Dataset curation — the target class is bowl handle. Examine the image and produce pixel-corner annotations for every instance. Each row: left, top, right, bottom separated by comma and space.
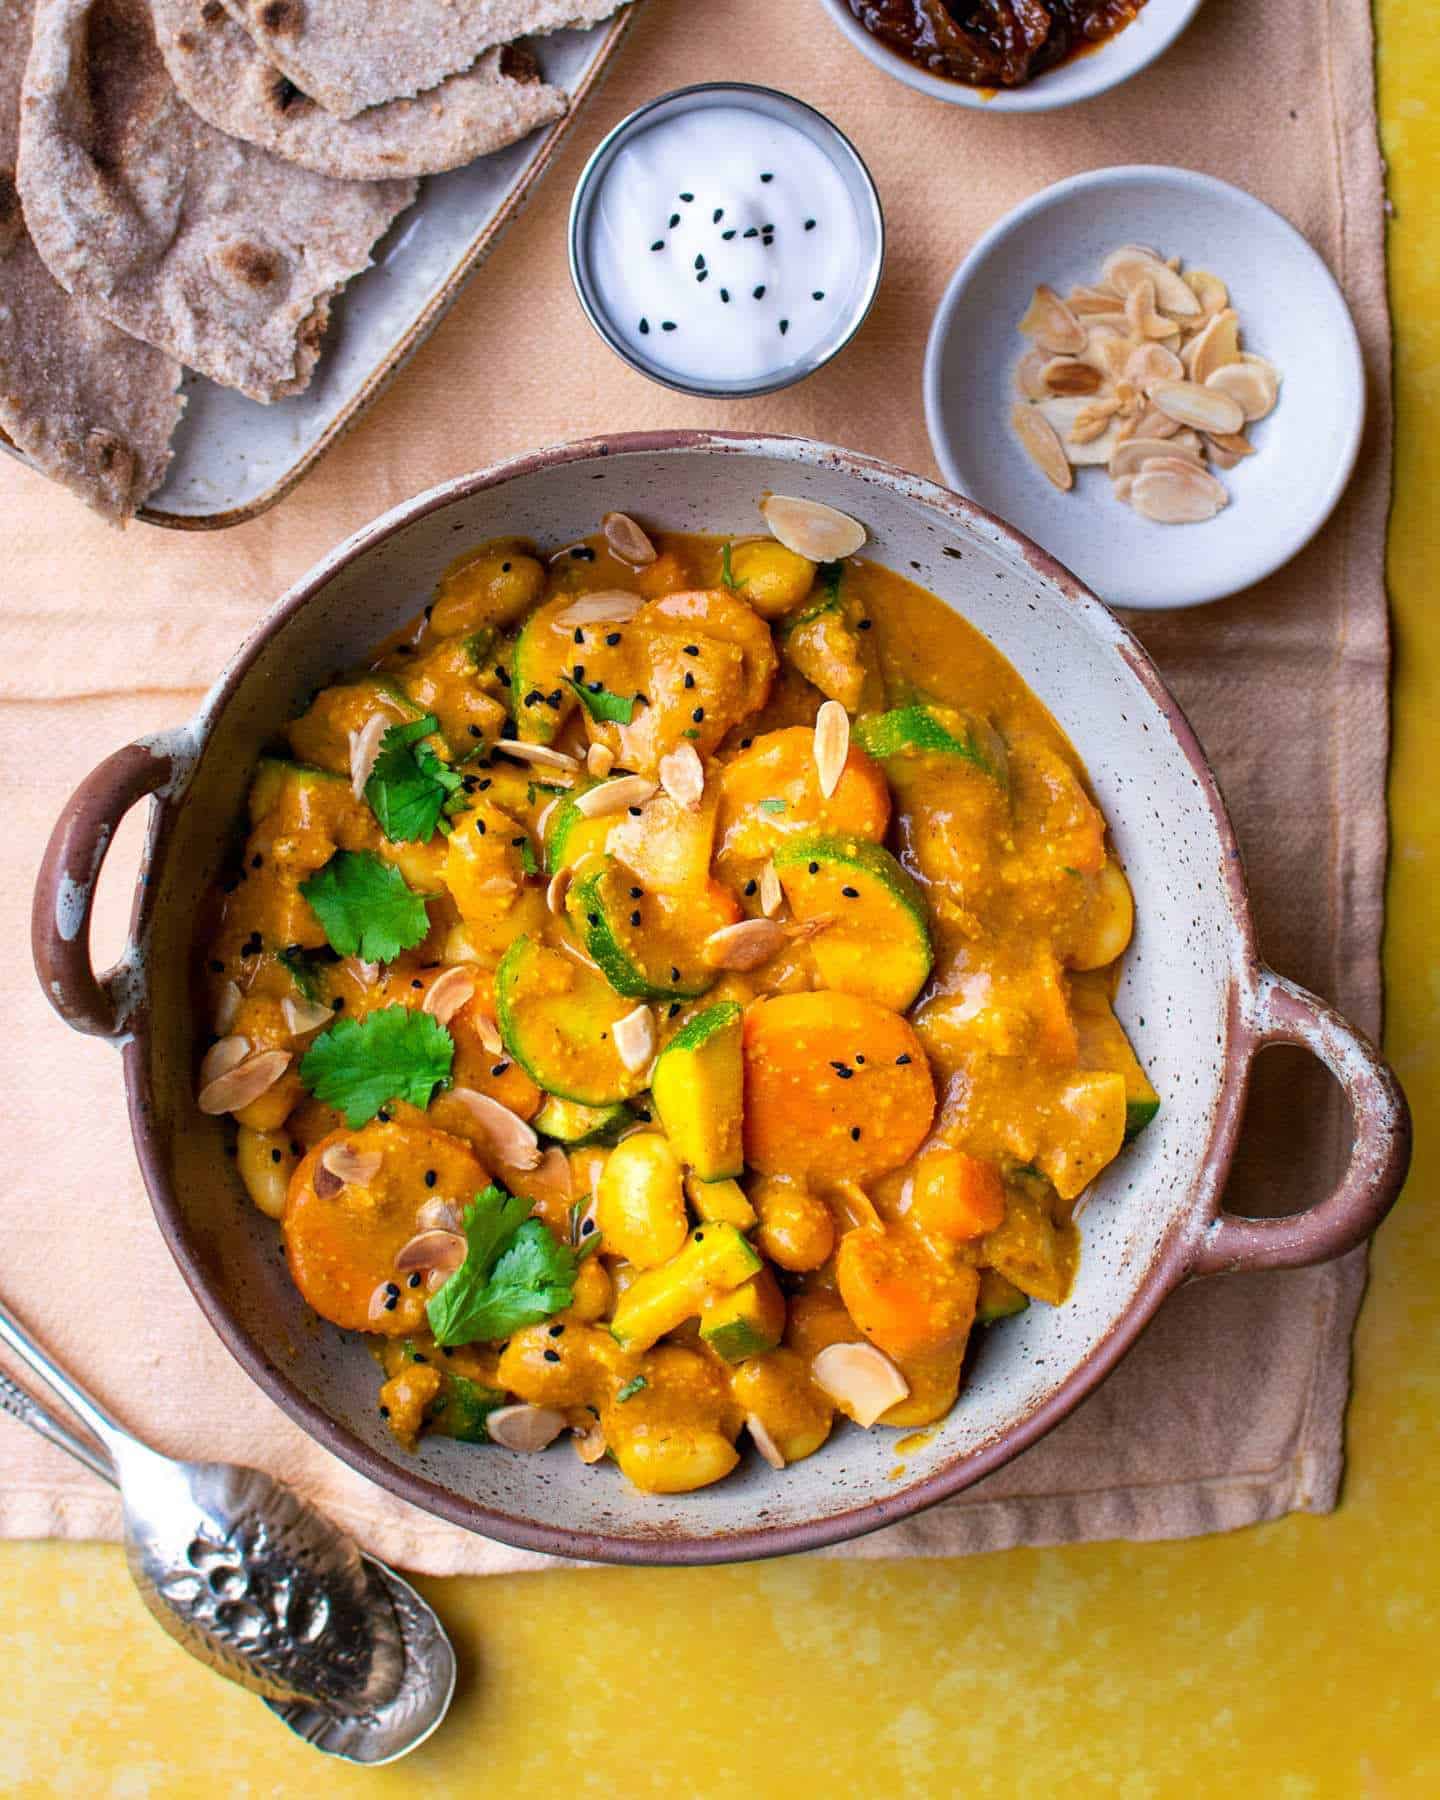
31, 736, 183, 1043
1193, 967, 1412, 1277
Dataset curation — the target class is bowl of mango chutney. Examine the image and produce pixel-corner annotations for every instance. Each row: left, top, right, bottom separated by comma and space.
33, 433, 1410, 1563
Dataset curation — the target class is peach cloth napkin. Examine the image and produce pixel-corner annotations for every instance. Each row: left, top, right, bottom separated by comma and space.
0, 0, 1392, 1573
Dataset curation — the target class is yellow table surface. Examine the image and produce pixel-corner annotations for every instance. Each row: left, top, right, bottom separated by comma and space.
3, 5, 1436, 1794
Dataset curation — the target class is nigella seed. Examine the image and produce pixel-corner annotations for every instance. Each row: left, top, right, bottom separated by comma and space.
628, 805, 642, 817
896, 1053, 912, 1065
605, 631, 622, 645
491, 1062, 510, 1077
697, 271, 708, 283
588, 679, 602, 693
573, 627, 585, 644
760, 171, 773, 182
684, 671, 695, 689
805, 218, 816, 230
720, 289, 730, 303
408, 1272, 422, 1288
683, 643, 699, 655
842, 886, 860, 898
549, 1323, 565, 1337
662, 321, 677, 332
713, 208, 724, 222
680, 191, 694, 202
543, 1349, 561, 1364
691, 706, 704, 722
639, 317, 650, 335
669, 212, 680, 227
743, 227, 758, 239
808, 861, 820, 874
850, 1126, 862, 1141
744, 879, 757, 896
813, 291, 825, 301
858, 618, 873, 631
629, 885, 643, 898
694, 254, 705, 269
779, 320, 789, 335
722, 229, 736, 240
573, 664, 585, 679
425, 1169, 437, 1187
753, 285, 765, 299
629, 910, 642, 927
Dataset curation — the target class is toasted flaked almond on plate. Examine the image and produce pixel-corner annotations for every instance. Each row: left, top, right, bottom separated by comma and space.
759, 494, 867, 562
1149, 380, 1246, 437
1129, 462, 1231, 524
1017, 283, 1086, 355
1012, 403, 1072, 490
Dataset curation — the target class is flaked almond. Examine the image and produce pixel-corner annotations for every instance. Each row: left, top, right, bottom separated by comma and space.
832, 1180, 883, 1232
367, 1280, 405, 1324
490, 740, 580, 775
348, 957, 380, 988
1066, 282, 1122, 314
553, 590, 642, 628
573, 775, 657, 818
417, 1196, 462, 1233
422, 966, 476, 1027
348, 712, 388, 800
571, 1420, 608, 1465
1207, 358, 1279, 422
425, 1267, 450, 1294
602, 511, 658, 567
1012, 403, 1072, 490
614, 1005, 656, 1073
746, 1414, 786, 1470
1017, 282, 1086, 355
1123, 405, 1181, 442
320, 1141, 383, 1188
1112, 474, 1136, 505
1149, 380, 1245, 437
198, 1048, 290, 1116
1102, 248, 1201, 319
813, 699, 849, 799
545, 866, 572, 917
811, 1342, 909, 1428
214, 979, 242, 1035
1129, 463, 1231, 525
486, 1404, 568, 1453
1124, 342, 1184, 392
758, 860, 782, 919
394, 1228, 467, 1275
199, 1034, 250, 1088
659, 743, 704, 812
283, 995, 334, 1036
470, 875, 519, 897
1184, 268, 1229, 316
1125, 276, 1179, 342
1109, 435, 1202, 479
1013, 347, 1051, 400
531, 1146, 574, 1201
1188, 308, 1241, 384
1036, 398, 1121, 466
586, 742, 616, 778
1040, 356, 1101, 397
786, 914, 835, 945
1068, 398, 1121, 445
1205, 430, 1256, 470
474, 1012, 503, 1056
759, 494, 867, 562
703, 917, 789, 971
447, 1087, 541, 1169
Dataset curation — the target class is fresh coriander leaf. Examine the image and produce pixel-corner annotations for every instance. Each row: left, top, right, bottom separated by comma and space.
615, 1376, 647, 1403
569, 679, 635, 726
818, 559, 844, 603
427, 1186, 579, 1347
364, 715, 464, 842
300, 850, 431, 964
575, 1228, 602, 1263
299, 1006, 453, 1129
683, 729, 701, 740
518, 838, 539, 877
760, 797, 787, 815
719, 541, 746, 592
278, 944, 323, 1003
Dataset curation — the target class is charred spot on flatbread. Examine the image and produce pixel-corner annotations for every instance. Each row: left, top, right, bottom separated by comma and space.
0, 169, 22, 258
497, 45, 541, 85
256, 0, 303, 37
84, 0, 171, 175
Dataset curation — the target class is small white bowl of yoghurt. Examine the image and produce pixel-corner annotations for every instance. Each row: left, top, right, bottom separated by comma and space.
568, 84, 885, 397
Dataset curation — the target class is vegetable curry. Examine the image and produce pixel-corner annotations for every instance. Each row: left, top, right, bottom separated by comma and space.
197, 502, 1158, 1494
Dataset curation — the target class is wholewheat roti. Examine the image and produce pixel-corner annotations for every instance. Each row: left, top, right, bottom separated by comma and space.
152, 0, 568, 181
18, 0, 417, 404
218, 0, 625, 120
0, 0, 182, 521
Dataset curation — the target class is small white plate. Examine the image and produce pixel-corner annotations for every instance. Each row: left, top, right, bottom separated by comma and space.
923, 165, 1365, 610
817, 0, 1203, 112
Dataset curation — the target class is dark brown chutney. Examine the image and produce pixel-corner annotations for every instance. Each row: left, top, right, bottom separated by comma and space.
846, 0, 1147, 89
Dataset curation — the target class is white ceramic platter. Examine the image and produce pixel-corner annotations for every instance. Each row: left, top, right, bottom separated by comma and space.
923, 165, 1366, 610
0, 12, 633, 530
817, 0, 1203, 112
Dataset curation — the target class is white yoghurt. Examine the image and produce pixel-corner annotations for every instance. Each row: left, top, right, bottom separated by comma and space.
587, 105, 865, 387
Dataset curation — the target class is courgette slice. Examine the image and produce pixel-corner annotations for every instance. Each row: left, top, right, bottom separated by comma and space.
248, 756, 349, 825
532, 1094, 633, 1145
854, 703, 1008, 789
494, 936, 651, 1106
565, 859, 718, 1002
542, 785, 614, 875
975, 1269, 1030, 1325
774, 833, 933, 1012
700, 1267, 786, 1362
609, 1225, 762, 1353
651, 1001, 743, 1180
510, 597, 581, 744
1069, 975, 1161, 1143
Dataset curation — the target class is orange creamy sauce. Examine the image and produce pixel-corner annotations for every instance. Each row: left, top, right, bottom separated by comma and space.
197, 528, 1157, 1493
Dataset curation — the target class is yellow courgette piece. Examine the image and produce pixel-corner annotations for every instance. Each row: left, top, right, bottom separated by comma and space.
610, 1226, 761, 1353
651, 1002, 744, 1180
700, 1268, 786, 1363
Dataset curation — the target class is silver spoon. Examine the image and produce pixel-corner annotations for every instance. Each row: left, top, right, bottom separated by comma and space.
0, 1297, 456, 1763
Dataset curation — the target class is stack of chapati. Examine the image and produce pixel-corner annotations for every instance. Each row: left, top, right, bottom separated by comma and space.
0, 0, 625, 522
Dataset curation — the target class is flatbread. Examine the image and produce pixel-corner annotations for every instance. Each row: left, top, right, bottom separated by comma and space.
0, 0, 182, 521
18, 0, 417, 403
152, 0, 568, 181
217, 0, 626, 121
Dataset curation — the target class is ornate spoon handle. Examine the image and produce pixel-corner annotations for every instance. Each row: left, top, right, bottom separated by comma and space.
0, 1294, 134, 1465
0, 1366, 117, 1487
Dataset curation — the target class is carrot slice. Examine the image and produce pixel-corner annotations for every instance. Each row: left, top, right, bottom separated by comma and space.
909, 1149, 1006, 1242
835, 1228, 980, 1360
283, 1120, 486, 1334
742, 992, 934, 1183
